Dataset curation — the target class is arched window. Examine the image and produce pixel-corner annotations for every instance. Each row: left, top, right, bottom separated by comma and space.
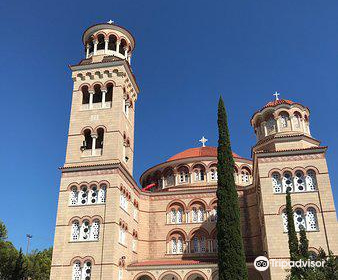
280, 112, 290, 128
171, 238, 177, 254
306, 208, 318, 231
90, 219, 100, 240
177, 237, 183, 253
108, 35, 117, 51
88, 38, 94, 54
71, 220, 100, 241
210, 167, 218, 181
97, 34, 105, 50
164, 169, 175, 187
294, 171, 306, 192
96, 128, 104, 149
69, 186, 78, 205
197, 208, 204, 222
178, 166, 189, 184
80, 220, 91, 241
71, 220, 80, 241
293, 112, 302, 129
79, 185, 89, 205
282, 172, 293, 193
241, 168, 251, 183
98, 184, 106, 203
193, 165, 205, 181
177, 208, 183, 223
82, 86, 90, 105
71, 184, 106, 206
171, 209, 176, 223
83, 130, 92, 150
72, 261, 82, 280
191, 230, 208, 253
192, 207, 198, 222
89, 185, 98, 204
82, 261, 92, 280
266, 117, 276, 134
119, 39, 127, 55
306, 170, 317, 191
272, 172, 282, 193
293, 209, 306, 232
119, 226, 126, 244
120, 192, 128, 211
210, 206, 217, 222
106, 84, 113, 102
93, 85, 102, 103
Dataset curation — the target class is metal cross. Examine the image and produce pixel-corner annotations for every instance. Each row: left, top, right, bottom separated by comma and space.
199, 136, 208, 147
107, 20, 114, 24
273, 91, 280, 101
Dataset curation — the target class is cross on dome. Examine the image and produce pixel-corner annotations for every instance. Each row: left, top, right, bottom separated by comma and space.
107, 19, 114, 24
199, 136, 208, 147
273, 91, 280, 101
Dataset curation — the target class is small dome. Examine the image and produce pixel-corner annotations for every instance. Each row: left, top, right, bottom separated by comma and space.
167, 147, 241, 162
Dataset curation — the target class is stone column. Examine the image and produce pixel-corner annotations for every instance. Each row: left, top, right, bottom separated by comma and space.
89, 90, 94, 109
124, 46, 128, 58
86, 44, 90, 58
101, 89, 107, 108
93, 40, 98, 55
116, 40, 120, 53
91, 134, 97, 156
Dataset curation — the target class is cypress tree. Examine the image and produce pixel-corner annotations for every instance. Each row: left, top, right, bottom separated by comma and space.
299, 226, 309, 259
216, 97, 248, 280
285, 191, 299, 278
11, 248, 26, 280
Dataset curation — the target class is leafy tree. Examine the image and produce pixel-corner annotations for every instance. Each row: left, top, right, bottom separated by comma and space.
11, 248, 26, 280
0, 220, 8, 241
26, 247, 53, 280
216, 97, 248, 280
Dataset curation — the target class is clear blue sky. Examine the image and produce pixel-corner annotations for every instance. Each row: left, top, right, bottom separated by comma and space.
1, 0, 338, 251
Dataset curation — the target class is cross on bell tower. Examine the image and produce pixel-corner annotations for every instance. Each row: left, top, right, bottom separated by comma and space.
273, 91, 280, 101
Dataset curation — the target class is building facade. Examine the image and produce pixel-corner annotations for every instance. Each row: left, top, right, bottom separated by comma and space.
50, 22, 338, 280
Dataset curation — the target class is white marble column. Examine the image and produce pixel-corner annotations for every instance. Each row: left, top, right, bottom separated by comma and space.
104, 39, 109, 53
86, 44, 90, 58
91, 135, 97, 156
89, 90, 94, 109
93, 40, 98, 55
116, 40, 120, 53
101, 90, 107, 108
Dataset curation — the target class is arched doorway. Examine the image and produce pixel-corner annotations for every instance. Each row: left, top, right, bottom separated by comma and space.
135, 273, 156, 280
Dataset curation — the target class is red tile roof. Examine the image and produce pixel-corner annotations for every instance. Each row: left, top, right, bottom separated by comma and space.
263, 99, 295, 108
128, 259, 216, 267
167, 147, 241, 162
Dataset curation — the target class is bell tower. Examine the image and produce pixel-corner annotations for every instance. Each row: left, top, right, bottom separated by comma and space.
250, 95, 337, 279
65, 21, 139, 174
50, 22, 141, 280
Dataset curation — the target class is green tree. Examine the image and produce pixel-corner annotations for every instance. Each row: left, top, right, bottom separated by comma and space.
0, 220, 17, 280
216, 97, 248, 280
26, 247, 53, 280
0, 220, 8, 241
299, 226, 309, 259
285, 191, 300, 279
11, 248, 26, 280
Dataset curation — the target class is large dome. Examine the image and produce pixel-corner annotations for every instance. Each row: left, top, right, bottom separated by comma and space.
167, 147, 241, 162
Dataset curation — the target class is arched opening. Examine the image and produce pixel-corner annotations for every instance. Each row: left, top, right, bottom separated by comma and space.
177, 166, 189, 184
88, 38, 94, 54
96, 128, 104, 149
83, 129, 92, 150
108, 35, 117, 51
81, 85, 90, 105
279, 111, 290, 129
163, 168, 175, 187
186, 273, 205, 280
192, 164, 206, 182
93, 84, 102, 103
106, 83, 113, 102
136, 276, 153, 280
97, 34, 105, 50
160, 273, 180, 280
119, 39, 127, 55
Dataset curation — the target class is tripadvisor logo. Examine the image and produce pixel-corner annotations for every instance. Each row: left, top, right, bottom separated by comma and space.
254, 256, 269, 271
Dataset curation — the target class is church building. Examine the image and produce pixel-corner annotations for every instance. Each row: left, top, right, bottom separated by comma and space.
50, 22, 338, 280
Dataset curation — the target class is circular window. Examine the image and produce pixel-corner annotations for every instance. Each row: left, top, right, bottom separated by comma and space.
296, 172, 302, 177
285, 173, 290, 178
297, 217, 303, 222
86, 262, 91, 266
296, 210, 302, 215
287, 187, 292, 192
297, 179, 303, 184
92, 186, 97, 191
286, 180, 291, 185
81, 200, 86, 204
91, 199, 96, 203
298, 186, 304, 191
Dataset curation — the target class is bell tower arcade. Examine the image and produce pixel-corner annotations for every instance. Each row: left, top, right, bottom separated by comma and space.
50, 22, 140, 280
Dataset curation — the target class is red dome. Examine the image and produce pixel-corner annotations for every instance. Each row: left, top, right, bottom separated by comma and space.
167, 147, 241, 162
263, 99, 295, 108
